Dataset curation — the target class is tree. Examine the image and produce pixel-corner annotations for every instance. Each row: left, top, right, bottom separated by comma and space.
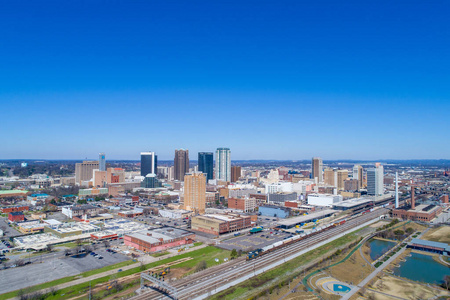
64, 249, 71, 256
46, 244, 53, 252
195, 260, 207, 272
443, 275, 450, 290
75, 239, 83, 246
405, 227, 414, 234
15, 258, 25, 266
230, 249, 237, 259
237, 249, 243, 257
103, 240, 110, 249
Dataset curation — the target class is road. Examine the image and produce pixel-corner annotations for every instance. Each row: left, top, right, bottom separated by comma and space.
131, 208, 388, 300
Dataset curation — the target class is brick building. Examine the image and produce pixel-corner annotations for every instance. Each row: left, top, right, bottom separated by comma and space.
191, 214, 252, 236
8, 212, 25, 222
227, 197, 257, 212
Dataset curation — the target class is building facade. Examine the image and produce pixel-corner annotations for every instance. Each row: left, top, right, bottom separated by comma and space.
141, 152, 157, 176
215, 148, 231, 182
174, 149, 189, 181
367, 163, 384, 196
227, 197, 257, 212
231, 166, 241, 182
352, 165, 363, 190
312, 157, 323, 183
183, 172, 206, 214
198, 152, 213, 181
99, 153, 106, 171
75, 161, 99, 184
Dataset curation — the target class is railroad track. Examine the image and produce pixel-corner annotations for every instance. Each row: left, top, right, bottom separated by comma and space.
132, 209, 387, 300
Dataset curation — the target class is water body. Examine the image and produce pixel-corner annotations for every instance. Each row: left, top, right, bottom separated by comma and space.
368, 238, 396, 261
394, 252, 450, 285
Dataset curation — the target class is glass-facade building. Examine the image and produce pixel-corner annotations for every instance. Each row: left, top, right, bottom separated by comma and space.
141, 152, 157, 176
198, 152, 213, 181
215, 148, 231, 182
99, 153, 106, 171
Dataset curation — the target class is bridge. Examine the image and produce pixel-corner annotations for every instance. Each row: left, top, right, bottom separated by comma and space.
140, 272, 178, 299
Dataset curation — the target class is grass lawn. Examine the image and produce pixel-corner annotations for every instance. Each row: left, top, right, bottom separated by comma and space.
0, 246, 229, 300
56, 241, 91, 249
150, 251, 169, 257
209, 231, 361, 300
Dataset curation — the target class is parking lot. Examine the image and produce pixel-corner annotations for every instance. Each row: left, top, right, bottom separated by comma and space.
0, 217, 22, 238
217, 230, 293, 252
0, 249, 131, 294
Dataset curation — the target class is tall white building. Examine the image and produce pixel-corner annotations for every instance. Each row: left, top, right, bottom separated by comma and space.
367, 163, 384, 196
352, 165, 363, 190
215, 148, 231, 182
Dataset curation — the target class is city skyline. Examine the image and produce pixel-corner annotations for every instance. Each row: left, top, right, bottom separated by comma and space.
1, 1, 449, 160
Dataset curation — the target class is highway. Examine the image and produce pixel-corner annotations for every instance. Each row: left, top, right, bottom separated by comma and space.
131, 208, 388, 300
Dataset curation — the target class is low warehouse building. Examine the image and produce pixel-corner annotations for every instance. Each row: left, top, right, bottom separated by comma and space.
124, 227, 195, 252
191, 214, 252, 235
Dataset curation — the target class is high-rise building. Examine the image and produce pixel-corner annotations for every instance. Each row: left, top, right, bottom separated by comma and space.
215, 148, 231, 182
352, 165, 363, 190
141, 152, 157, 176
231, 166, 241, 182
344, 178, 358, 192
75, 161, 99, 185
174, 149, 189, 181
198, 152, 213, 181
337, 169, 348, 190
99, 153, 106, 171
312, 157, 323, 183
323, 168, 335, 186
183, 172, 206, 214
367, 163, 384, 196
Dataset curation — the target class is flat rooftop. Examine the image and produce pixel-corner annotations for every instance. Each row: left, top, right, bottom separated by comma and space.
202, 214, 247, 222
408, 204, 440, 213
333, 198, 373, 208
277, 209, 337, 227
127, 227, 193, 244
410, 238, 450, 252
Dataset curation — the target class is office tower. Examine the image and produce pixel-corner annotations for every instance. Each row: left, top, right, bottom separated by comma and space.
141, 174, 161, 188
312, 157, 323, 183
75, 161, 99, 184
183, 172, 206, 214
198, 152, 213, 181
174, 149, 189, 181
99, 153, 106, 171
231, 166, 242, 182
352, 165, 363, 190
324, 168, 335, 186
367, 163, 384, 196
215, 148, 231, 182
395, 172, 399, 208
141, 152, 157, 176
337, 169, 348, 190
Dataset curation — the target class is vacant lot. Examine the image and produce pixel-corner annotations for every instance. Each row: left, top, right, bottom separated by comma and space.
421, 225, 450, 243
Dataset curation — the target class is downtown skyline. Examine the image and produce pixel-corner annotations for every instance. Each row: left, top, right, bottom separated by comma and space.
1, 1, 449, 160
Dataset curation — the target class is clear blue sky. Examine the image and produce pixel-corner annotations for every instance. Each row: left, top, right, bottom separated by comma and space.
1, 1, 449, 160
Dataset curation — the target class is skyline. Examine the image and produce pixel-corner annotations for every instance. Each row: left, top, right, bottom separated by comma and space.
1, 1, 449, 160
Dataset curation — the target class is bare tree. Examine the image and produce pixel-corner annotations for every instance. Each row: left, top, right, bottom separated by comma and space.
64, 249, 71, 256
103, 240, 110, 249
15, 258, 25, 266
75, 239, 83, 246
46, 244, 53, 253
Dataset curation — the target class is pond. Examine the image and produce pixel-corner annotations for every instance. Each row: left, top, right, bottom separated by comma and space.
393, 252, 450, 285
368, 238, 396, 261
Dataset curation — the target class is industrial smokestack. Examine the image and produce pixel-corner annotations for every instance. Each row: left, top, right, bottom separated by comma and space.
411, 186, 415, 209
395, 172, 399, 208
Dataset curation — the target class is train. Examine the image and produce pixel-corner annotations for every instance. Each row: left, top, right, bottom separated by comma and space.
246, 220, 347, 260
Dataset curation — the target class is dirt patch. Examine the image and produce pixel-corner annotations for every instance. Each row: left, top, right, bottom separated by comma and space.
422, 226, 450, 244
328, 250, 373, 285
369, 221, 389, 228
368, 275, 450, 300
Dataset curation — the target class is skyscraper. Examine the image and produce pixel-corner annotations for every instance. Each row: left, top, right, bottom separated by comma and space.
231, 166, 242, 182
99, 153, 106, 171
141, 152, 157, 176
352, 165, 363, 190
367, 163, 384, 196
312, 157, 323, 183
198, 152, 213, 181
174, 149, 189, 181
183, 172, 206, 214
215, 148, 231, 182
324, 168, 335, 186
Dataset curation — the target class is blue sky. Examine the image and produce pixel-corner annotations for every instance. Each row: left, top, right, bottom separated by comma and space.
1, 1, 449, 160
